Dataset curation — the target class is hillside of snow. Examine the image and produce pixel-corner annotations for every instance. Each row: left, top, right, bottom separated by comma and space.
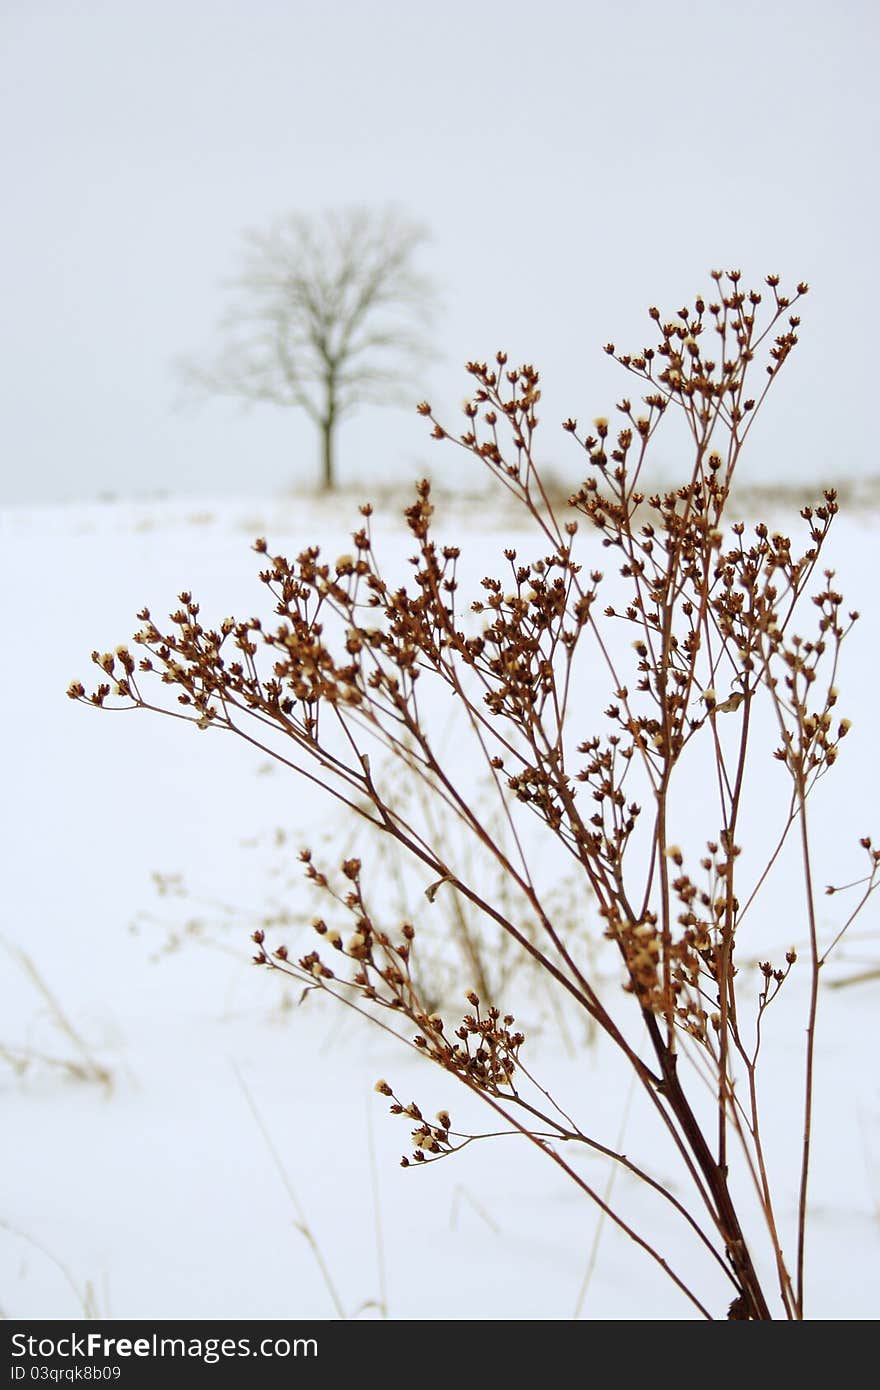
1, 491, 878, 1321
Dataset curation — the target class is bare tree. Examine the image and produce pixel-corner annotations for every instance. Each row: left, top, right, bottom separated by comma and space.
179, 206, 438, 490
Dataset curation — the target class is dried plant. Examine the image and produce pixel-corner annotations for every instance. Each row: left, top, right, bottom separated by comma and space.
0, 940, 112, 1090
0, 1220, 102, 1319
72, 272, 878, 1319
135, 776, 595, 1045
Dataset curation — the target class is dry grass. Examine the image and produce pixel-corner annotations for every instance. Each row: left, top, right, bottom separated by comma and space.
0, 940, 111, 1090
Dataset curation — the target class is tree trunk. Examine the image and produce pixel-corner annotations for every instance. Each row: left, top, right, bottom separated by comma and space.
320, 416, 334, 491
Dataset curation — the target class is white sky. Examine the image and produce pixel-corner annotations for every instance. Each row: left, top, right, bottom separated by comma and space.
2, 0, 878, 504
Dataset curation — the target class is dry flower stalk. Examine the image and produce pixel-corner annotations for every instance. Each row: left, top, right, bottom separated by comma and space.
74, 273, 879, 1319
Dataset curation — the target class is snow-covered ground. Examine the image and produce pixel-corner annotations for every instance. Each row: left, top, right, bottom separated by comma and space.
1, 491, 878, 1321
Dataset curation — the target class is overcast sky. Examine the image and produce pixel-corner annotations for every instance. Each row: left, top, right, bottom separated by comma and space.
2, 0, 878, 505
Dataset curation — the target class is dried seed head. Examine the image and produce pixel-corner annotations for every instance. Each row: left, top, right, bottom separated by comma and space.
714, 691, 744, 714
